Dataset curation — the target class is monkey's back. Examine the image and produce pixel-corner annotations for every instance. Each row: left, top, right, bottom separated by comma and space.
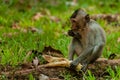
88, 19, 106, 46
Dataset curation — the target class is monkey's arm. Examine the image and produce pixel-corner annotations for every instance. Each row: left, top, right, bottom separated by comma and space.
68, 48, 74, 60
71, 46, 93, 65
68, 42, 75, 60
68, 38, 83, 60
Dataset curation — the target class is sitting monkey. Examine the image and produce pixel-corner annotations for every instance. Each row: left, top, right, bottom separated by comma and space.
68, 9, 106, 71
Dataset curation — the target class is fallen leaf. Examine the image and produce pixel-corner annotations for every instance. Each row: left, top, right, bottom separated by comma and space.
39, 74, 49, 80
32, 12, 44, 21
117, 37, 120, 43
12, 22, 21, 29
33, 57, 39, 67
49, 16, 61, 23
3, 32, 18, 38
20, 63, 33, 69
27, 27, 43, 33
20, 28, 28, 33
28, 27, 38, 33
42, 55, 67, 63
91, 14, 120, 23
42, 55, 82, 71
66, 0, 78, 6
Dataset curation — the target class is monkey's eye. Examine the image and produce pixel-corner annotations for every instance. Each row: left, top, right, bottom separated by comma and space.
71, 18, 77, 23
71, 20, 76, 23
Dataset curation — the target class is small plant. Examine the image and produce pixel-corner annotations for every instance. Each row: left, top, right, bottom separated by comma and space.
84, 70, 96, 80
106, 66, 120, 80
28, 74, 35, 80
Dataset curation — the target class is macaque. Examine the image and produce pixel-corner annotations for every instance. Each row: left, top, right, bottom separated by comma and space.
68, 9, 106, 71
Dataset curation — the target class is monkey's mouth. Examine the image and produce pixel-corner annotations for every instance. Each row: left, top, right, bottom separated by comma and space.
68, 30, 75, 37
68, 30, 81, 39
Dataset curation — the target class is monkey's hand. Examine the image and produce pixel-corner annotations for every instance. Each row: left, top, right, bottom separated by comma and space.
69, 60, 79, 70
68, 30, 75, 37
81, 63, 88, 72
68, 30, 82, 39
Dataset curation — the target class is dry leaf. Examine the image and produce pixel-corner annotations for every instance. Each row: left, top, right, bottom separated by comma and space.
12, 22, 21, 29
117, 37, 120, 43
32, 12, 44, 21
33, 57, 39, 67
66, 0, 78, 6
3, 32, 18, 38
42, 55, 82, 71
49, 78, 61, 80
91, 14, 120, 23
49, 16, 61, 23
20, 28, 28, 33
28, 27, 38, 33
42, 55, 67, 63
27, 27, 44, 34
39, 74, 49, 80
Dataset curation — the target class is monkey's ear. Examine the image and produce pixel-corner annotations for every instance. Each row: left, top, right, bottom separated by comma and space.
85, 14, 90, 22
70, 18, 77, 23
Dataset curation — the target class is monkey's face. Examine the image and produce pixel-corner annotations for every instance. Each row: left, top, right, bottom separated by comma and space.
70, 18, 80, 30
68, 30, 75, 37
70, 9, 90, 30
69, 18, 82, 39
70, 16, 89, 30
68, 19, 81, 39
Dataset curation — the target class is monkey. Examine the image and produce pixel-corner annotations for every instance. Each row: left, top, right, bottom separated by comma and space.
68, 9, 106, 71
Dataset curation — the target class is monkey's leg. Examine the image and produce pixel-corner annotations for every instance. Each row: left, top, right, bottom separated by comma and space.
81, 43, 104, 71
70, 47, 93, 70
87, 43, 105, 63
71, 43, 105, 71
68, 39, 82, 60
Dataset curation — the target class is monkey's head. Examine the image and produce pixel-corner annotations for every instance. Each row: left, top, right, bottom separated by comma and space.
68, 8, 90, 39
70, 8, 90, 30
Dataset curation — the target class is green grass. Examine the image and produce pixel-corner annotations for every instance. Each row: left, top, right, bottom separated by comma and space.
106, 66, 120, 80
0, 0, 120, 79
84, 70, 96, 80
